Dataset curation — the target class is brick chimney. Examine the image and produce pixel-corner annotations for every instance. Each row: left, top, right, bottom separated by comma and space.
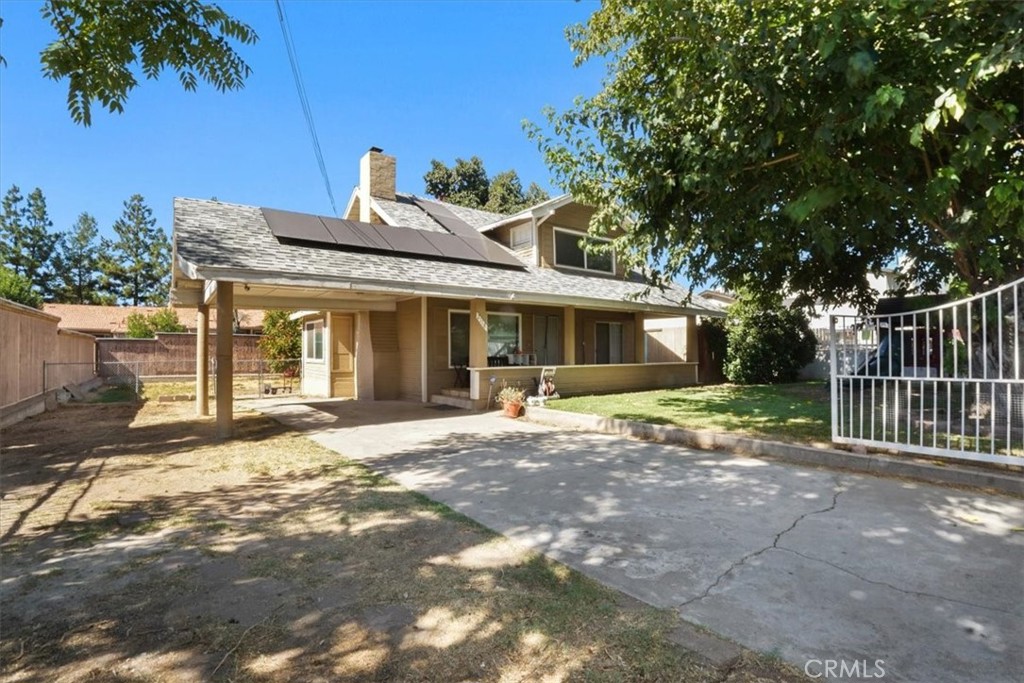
359, 147, 396, 223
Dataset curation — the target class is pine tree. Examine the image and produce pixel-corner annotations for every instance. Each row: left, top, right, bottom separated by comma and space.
0, 186, 59, 298
100, 195, 171, 305
52, 212, 103, 303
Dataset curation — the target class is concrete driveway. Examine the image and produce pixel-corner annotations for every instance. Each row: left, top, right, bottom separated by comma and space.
254, 399, 1024, 683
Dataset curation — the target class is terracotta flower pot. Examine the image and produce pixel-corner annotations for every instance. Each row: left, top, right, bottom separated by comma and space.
502, 401, 522, 418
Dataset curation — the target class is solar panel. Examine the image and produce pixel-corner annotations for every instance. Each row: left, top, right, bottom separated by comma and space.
411, 198, 526, 268
261, 207, 525, 270
261, 208, 335, 244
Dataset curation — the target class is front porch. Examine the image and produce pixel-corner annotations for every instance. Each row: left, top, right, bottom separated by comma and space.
433, 362, 701, 410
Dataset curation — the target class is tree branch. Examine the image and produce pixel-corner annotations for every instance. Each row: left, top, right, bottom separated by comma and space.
743, 152, 800, 171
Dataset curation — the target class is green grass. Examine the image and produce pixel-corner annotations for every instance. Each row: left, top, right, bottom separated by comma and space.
549, 382, 832, 445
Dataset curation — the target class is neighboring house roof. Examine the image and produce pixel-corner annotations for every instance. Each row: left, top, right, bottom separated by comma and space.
43, 303, 264, 335
172, 198, 719, 316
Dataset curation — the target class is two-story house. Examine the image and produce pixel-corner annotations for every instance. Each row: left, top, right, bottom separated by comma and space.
170, 148, 720, 434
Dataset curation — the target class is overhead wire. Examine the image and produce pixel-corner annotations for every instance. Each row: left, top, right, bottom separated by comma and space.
275, 0, 338, 216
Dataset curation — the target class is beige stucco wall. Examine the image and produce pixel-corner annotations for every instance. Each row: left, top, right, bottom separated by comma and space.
1, 300, 96, 409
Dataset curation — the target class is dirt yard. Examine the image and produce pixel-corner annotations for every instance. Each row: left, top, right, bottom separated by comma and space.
1, 400, 808, 682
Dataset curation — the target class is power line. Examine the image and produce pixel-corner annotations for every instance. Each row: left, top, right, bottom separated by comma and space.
275, 0, 338, 216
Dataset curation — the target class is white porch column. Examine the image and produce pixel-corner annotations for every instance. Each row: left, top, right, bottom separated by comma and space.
215, 281, 234, 438
196, 303, 209, 416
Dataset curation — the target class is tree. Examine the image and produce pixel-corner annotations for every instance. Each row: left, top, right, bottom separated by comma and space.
124, 308, 186, 338
0, 265, 43, 308
0, 186, 60, 299
52, 212, 103, 304
723, 296, 816, 385
100, 195, 171, 306
33, 0, 258, 126
424, 159, 550, 213
258, 310, 301, 375
528, 0, 1024, 309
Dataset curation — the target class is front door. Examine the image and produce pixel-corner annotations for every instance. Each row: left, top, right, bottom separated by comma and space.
331, 314, 355, 398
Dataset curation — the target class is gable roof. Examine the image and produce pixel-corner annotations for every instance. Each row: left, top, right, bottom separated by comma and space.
43, 303, 264, 335
172, 198, 718, 316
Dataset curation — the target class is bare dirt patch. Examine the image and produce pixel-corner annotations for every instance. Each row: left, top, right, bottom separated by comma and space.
1, 401, 809, 682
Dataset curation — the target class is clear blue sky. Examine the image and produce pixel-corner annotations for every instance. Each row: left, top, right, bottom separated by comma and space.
0, 0, 603, 242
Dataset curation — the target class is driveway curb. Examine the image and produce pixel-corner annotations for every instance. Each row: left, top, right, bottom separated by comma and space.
525, 407, 1023, 496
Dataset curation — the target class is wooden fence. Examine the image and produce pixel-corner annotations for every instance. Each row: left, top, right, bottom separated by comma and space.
1, 299, 96, 425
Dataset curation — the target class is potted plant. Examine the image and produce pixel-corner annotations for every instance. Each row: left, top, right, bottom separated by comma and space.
496, 384, 526, 418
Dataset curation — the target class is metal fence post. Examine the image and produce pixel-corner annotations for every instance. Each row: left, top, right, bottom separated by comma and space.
829, 315, 839, 441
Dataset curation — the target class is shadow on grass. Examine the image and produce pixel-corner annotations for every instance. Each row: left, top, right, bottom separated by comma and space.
0, 404, 745, 683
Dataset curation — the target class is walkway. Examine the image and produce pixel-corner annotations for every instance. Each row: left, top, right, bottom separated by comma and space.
252, 399, 1024, 683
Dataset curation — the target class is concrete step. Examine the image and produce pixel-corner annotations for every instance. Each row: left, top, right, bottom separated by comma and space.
440, 388, 470, 398
430, 394, 475, 411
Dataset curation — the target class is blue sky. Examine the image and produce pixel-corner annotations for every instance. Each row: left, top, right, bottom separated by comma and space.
0, 0, 603, 241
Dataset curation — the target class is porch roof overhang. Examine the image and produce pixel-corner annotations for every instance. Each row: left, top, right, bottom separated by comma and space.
172, 257, 715, 317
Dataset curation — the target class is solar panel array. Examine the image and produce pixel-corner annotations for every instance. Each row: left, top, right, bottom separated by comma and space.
261, 206, 525, 270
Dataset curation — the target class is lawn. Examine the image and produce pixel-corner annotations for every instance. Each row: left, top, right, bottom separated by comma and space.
548, 382, 832, 445
0, 400, 809, 683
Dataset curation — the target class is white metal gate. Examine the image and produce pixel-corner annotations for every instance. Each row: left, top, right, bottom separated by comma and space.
830, 276, 1023, 466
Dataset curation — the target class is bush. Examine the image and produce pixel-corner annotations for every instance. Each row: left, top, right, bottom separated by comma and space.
125, 308, 186, 338
724, 297, 816, 384
0, 266, 42, 308
259, 310, 301, 374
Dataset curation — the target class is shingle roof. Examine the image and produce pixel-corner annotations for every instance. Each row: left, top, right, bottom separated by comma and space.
43, 303, 264, 334
172, 198, 718, 315
372, 193, 508, 233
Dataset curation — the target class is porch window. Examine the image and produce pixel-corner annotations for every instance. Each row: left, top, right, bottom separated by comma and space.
305, 320, 324, 361
487, 313, 521, 356
595, 322, 623, 364
554, 227, 614, 274
447, 311, 523, 366
449, 311, 470, 367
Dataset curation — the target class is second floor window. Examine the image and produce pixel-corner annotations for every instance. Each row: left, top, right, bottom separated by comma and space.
554, 228, 614, 274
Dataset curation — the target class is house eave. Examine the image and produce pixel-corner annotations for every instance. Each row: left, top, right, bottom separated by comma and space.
171, 262, 717, 317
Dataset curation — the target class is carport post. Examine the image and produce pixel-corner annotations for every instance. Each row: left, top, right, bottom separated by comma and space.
196, 303, 209, 416
216, 282, 234, 438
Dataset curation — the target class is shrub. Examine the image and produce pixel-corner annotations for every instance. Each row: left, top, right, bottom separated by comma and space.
259, 310, 301, 374
724, 297, 816, 384
125, 308, 185, 338
0, 266, 42, 308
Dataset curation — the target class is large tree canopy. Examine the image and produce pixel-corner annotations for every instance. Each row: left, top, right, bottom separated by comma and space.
38, 0, 258, 125
424, 157, 550, 214
529, 0, 1023, 308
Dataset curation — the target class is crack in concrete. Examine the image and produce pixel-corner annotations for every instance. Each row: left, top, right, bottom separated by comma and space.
679, 477, 845, 608
773, 546, 1017, 616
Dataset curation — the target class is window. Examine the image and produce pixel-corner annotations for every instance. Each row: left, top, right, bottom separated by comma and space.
449, 311, 469, 367
510, 224, 532, 249
305, 320, 324, 361
554, 228, 614, 273
447, 310, 522, 366
487, 313, 521, 356
595, 322, 623, 364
